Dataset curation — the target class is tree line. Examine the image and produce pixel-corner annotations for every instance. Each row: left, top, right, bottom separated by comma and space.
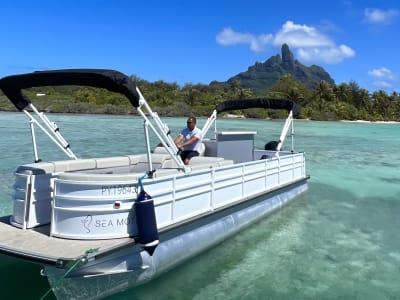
0, 74, 399, 121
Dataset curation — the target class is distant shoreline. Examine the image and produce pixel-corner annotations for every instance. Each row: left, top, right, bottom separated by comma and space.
223, 113, 246, 119
222, 114, 400, 123
0, 110, 398, 123
340, 120, 400, 124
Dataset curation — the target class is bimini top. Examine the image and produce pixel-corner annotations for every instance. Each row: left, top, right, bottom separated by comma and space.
0, 69, 140, 111
216, 98, 300, 117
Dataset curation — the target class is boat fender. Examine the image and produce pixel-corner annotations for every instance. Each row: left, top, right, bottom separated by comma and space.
135, 176, 159, 255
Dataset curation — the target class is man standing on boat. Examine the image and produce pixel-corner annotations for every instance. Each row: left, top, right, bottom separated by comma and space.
174, 116, 203, 165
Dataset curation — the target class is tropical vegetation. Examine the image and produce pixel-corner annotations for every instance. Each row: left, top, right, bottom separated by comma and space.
0, 74, 399, 121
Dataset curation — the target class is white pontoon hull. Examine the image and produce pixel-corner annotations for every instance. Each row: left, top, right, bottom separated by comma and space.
44, 182, 308, 300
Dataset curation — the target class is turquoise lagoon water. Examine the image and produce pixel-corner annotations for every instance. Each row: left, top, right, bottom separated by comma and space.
0, 112, 399, 299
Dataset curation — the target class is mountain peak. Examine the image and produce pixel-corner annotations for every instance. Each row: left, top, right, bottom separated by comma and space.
281, 43, 295, 70
211, 44, 335, 93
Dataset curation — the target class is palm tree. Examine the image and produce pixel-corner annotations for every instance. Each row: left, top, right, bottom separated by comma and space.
314, 80, 335, 111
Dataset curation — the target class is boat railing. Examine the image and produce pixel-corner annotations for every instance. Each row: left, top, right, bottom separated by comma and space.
147, 151, 307, 229
48, 151, 306, 239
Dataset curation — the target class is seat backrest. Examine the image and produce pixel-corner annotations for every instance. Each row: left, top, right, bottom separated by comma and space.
198, 143, 206, 156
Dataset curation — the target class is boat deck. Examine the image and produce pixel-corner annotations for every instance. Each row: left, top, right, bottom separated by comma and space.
0, 216, 135, 265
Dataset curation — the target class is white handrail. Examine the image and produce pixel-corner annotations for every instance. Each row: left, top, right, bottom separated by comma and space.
23, 105, 77, 161
135, 88, 189, 173
277, 110, 293, 151
201, 110, 217, 139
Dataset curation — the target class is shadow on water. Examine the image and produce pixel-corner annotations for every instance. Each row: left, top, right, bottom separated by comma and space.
0, 255, 55, 299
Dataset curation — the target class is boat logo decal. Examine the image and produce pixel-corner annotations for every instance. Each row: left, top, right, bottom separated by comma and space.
82, 215, 93, 233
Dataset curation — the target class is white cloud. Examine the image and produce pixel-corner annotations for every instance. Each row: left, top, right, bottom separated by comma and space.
216, 21, 355, 64
364, 8, 399, 24
273, 21, 334, 47
368, 67, 397, 89
297, 44, 355, 64
216, 28, 273, 52
368, 67, 395, 80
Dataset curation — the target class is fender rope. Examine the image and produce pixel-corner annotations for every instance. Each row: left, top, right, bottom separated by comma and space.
137, 173, 147, 193
39, 248, 98, 300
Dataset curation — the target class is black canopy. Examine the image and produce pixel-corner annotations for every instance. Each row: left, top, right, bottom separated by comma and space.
0, 69, 140, 111
216, 98, 300, 117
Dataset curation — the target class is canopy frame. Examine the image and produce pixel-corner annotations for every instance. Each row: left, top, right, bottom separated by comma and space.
201, 98, 299, 153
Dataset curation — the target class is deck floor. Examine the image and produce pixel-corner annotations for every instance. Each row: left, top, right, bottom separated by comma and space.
0, 216, 134, 263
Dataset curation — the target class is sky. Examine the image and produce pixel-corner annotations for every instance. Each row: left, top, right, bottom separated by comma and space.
1, 0, 399, 93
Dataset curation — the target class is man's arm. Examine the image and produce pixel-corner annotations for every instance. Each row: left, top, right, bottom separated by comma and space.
174, 134, 183, 147
179, 136, 199, 148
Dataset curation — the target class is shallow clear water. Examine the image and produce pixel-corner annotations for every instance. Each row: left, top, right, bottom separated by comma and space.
0, 112, 399, 300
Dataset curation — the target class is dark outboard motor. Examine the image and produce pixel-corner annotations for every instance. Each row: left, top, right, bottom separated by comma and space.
135, 176, 159, 255
264, 140, 280, 151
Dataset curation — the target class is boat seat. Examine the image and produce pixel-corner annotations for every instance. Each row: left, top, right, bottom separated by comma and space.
56, 172, 145, 182
48, 157, 133, 173
15, 154, 172, 176
190, 157, 234, 171
154, 168, 182, 177
153, 146, 171, 154
16, 159, 99, 174
16, 162, 56, 175
198, 143, 206, 156
127, 153, 173, 171
54, 154, 181, 180
189, 156, 224, 164
139, 153, 172, 164
162, 156, 233, 170
95, 156, 130, 169
77, 153, 173, 174
125, 155, 142, 165
53, 159, 97, 172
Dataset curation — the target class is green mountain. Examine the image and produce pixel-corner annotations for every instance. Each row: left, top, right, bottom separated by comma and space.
211, 44, 335, 94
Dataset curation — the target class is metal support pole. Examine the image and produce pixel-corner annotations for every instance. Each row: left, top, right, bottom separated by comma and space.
143, 120, 153, 174
291, 114, 294, 152
23, 108, 77, 159
29, 120, 40, 163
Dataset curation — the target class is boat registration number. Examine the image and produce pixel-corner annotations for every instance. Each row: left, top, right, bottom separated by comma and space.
101, 184, 137, 196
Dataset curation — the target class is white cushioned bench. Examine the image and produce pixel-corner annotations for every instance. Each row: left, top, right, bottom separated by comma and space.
190, 157, 234, 171
16, 154, 174, 175
56, 171, 144, 182
162, 156, 233, 170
